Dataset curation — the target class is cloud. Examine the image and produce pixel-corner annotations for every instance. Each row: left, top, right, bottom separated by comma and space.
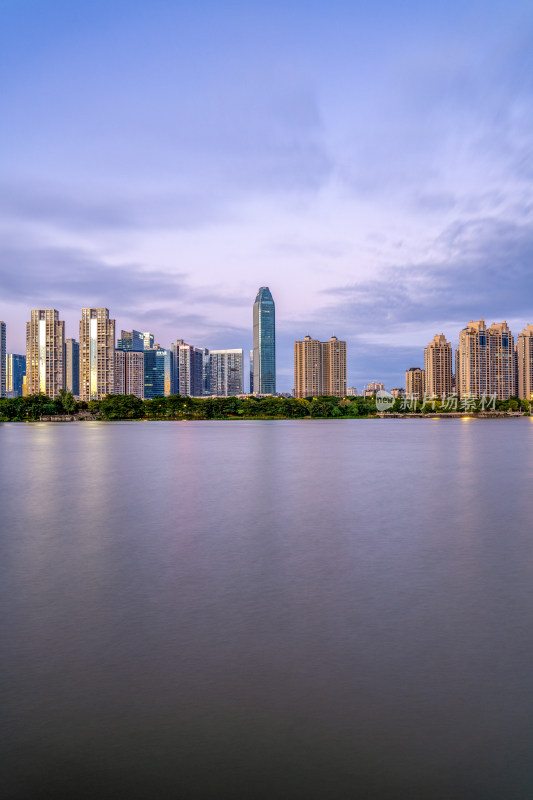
331, 215, 533, 325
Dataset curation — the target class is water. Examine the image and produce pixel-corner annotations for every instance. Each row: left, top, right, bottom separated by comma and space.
2, 419, 533, 799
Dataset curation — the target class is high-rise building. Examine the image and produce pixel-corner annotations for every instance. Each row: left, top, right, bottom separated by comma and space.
65, 338, 80, 396
199, 347, 210, 396
424, 334, 453, 397
142, 332, 155, 350
0, 321, 5, 398
294, 335, 347, 398
79, 308, 115, 401
115, 350, 145, 398
7, 354, 26, 397
516, 324, 533, 401
456, 320, 515, 399
26, 309, 65, 397
171, 340, 204, 396
253, 286, 276, 394
209, 349, 244, 396
322, 336, 347, 397
118, 330, 144, 352
405, 368, 425, 398
144, 347, 173, 398
249, 349, 254, 393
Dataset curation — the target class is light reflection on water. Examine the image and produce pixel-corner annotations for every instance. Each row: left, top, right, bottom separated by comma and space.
2, 419, 533, 799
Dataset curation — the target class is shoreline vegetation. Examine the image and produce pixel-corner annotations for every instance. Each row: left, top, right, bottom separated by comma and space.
0, 392, 531, 422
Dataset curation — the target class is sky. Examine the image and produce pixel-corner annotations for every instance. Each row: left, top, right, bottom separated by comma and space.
1, 0, 533, 391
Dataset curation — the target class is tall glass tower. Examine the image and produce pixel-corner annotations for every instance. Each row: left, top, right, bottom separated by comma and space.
253, 287, 276, 394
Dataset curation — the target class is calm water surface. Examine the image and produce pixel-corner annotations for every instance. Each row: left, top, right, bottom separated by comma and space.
2, 419, 533, 799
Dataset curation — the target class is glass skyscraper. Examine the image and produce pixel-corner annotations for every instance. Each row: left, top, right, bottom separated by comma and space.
253, 286, 276, 394
144, 348, 173, 398
6, 354, 26, 397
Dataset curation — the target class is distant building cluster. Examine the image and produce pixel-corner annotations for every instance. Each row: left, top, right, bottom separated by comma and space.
0, 288, 283, 401
1, 286, 356, 403
405, 320, 533, 401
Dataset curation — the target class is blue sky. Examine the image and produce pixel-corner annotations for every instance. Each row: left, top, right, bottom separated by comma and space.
1, 0, 533, 391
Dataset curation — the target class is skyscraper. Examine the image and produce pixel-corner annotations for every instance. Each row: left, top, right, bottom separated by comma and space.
79, 308, 115, 401
253, 286, 276, 394
115, 350, 145, 398
209, 349, 244, 396
516, 324, 533, 401
142, 332, 155, 351
405, 367, 425, 399
171, 340, 204, 396
294, 335, 347, 398
26, 310, 65, 397
65, 338, 80, 396
118, 329, 144, 352
456, 319, 515, 399
144, 347, 173, 398
0, 321, 5, 398
6, 354, 26, 397
249, 349, 254, 393
424, 334, 452, 397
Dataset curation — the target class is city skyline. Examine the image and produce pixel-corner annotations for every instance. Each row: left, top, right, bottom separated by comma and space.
2, 1, 532, 391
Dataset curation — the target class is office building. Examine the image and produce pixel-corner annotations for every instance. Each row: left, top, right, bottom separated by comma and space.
294, 335, 347, 398
26, 309, 65, 397
456, 320, 515, 399
516, 324, 533, 401
249, 349, 254, 393
405, 368, 425, 398
144, 347, 173, 398
65, 338, 80, 396
424, 334, 453, 397
118, 329, 144, 352
79, 308, 115, 401
253, 286, 276, 394
346, 387, 358, 396
209, 349, 244, 396
6, 354, 26, 397
142, 332, 155, 350
0, 321, 5, 398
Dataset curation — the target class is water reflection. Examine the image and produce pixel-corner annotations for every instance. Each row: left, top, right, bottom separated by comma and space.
3, 420, 533, 799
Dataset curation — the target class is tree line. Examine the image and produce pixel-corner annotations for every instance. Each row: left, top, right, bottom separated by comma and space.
0, 392, 529, 421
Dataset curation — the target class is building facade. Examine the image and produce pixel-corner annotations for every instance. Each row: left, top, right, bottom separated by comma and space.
115, 350, 145, 398
209, 349, 244, 396
456, 319, 515, 399
516, 324, 533, 401
294, 335, 347, 398
144, 348, 173, 398
26, 309, 65, 397
6, 354, 26, 397
171, 340, 204, 396
253, 286, 276, 394
117, 329, 144, 352
424, 334, 453, 397
79, 308, 115, 401
405, 368, 425, 398
65, 338, 80, 396
249, 349, 254, 393
0, 321, 5, 398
